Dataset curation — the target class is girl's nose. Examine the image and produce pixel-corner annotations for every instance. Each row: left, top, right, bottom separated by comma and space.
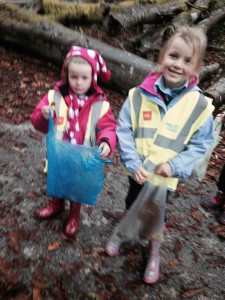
174, 60, 182, 69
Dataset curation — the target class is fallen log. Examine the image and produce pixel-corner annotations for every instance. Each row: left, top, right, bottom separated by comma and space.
131, 24, 165, 59
102, 0, 187, 36
7, 0, 43, 12
134, 11, 194, 58
0, 2, 155, 93
161, 0, 210, 39
197, 5, 225, 34
199, 63, 221, 83
100, 0, 137, 16
187, 0, 210, 23
205, 74, 225, 108
43, 0, 104, 24
136, 0, 211, 57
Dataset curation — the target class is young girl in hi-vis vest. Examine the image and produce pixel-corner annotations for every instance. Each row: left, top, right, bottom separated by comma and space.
105, 26, 215, 284
202, 112, 225, 225
31, 46, 116, 237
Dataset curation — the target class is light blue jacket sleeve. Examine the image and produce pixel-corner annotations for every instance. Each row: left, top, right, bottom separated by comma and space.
116, 98, 142, 174
168, 115, 214, 178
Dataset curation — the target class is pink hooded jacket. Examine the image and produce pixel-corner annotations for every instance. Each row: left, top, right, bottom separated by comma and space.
31, 46, 117, 154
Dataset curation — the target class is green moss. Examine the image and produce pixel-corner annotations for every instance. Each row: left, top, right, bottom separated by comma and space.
43, 0, 103, 24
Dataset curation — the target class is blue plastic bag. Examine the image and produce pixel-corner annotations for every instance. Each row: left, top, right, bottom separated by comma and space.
46, 114, 110, 205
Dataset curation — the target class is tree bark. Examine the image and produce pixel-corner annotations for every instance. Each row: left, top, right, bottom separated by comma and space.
197, 5, 225, 34
136, 0, 211, 57
43, 0, 104, 24
187, 0, 210, 23
161, 0, 210, 40
199, 63, 221, 83
7, 0, 43, 12
102, 0, 187, 36
205, 75, 225, 107
131, 24, 165, 58
0, 2, 154, 93
100, 1, 137, 16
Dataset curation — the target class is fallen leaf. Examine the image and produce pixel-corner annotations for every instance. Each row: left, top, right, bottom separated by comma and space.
179, 213, 187, 222
60, 232, 71, 240
33, 288, 43, 300
29, 131, 43, 141
175, 185, 189, 198
169, 259, 180, 268
181, 287, 204, 298
32, 279, 46, 290
0, 259, 18, 284
207, 224, 225, 233
48, 242, 61, 251
45, 255, 51, 261
26, 192, 38, 200
174, 239, 182, 253
20, 82, 27, 89
7, 231, 22, 253
191, 210, 203, 222
210, 257, 225, 267
190, 222, 203, 233
206, 169, 218, 177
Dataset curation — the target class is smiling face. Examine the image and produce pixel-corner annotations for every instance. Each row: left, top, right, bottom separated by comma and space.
160, 37, 199, 89
67, 60, 92, 95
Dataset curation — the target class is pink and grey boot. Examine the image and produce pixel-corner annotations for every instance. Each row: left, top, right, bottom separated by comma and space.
143, 241, 161, 284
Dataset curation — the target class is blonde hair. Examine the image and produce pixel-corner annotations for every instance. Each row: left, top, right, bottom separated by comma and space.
63, 56, 92, 83
158, 25, 207, 72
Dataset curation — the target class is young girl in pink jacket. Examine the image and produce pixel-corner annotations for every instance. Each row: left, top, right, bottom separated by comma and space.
31, 46, 117, 237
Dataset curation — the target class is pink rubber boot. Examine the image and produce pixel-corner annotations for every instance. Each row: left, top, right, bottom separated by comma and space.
64, 202, 81, 237
37, 198, 64, 219
143, 241, 161, 284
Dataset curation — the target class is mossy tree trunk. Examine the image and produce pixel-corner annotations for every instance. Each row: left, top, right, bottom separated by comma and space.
102, 0, 187, 36
0, 2, 155, 93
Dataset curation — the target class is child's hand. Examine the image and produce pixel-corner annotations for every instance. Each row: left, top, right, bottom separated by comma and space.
133, 167, 149, 185
155, 163, 172, 177
42, 105, 55, 120
99, 142, 110, 158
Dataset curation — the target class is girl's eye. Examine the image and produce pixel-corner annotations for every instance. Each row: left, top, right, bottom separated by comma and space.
185, 58, 191, 64
169, 53, 177, 59
70, 75, 77, 79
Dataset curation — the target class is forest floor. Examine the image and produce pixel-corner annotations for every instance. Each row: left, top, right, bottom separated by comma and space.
0, 12, 225, 300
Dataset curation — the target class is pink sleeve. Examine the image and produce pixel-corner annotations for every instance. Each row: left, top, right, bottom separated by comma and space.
30, 93, 50, 134
96, 104, 117, 155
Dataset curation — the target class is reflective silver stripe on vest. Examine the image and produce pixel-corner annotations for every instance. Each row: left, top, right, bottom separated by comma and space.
133, 88, 142, 122
153, 93, 208, 153
144, 160, 157, 172
52, 91, 65, 140
83, 101, 104, 147
135, 127, 157, 138
133, 88, 157, 139
52, 90, 62, 117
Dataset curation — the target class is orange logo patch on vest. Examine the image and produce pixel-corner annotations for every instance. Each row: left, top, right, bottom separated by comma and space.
143, 111, 152, 121
57, 117, 64, 125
